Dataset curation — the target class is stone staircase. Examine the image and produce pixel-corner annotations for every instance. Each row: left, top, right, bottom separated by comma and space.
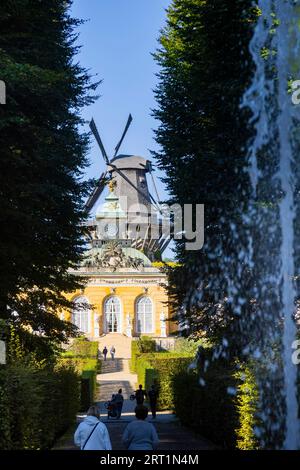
97, 333, 132, 359
97, 359, 137, 405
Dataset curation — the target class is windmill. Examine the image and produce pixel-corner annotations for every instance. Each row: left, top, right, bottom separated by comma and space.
85, 115, 171, 258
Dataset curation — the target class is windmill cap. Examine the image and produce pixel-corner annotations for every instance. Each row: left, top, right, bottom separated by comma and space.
108, 154, 151, 171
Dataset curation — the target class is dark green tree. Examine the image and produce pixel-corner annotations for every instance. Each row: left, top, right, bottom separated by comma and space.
153, 0, 256, 351
0, 0, 98, 354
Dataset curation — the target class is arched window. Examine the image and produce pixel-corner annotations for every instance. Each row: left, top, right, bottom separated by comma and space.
72, 296, 90, 334
104, 296, 121, 333
136, 297, 153, 334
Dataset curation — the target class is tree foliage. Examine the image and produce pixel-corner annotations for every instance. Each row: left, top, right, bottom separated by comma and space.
0, 0, 98, 352
153, 0, 256, 349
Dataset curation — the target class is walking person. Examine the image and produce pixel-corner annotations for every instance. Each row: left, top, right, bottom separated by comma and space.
110, 345, 116, 360
148, 385, 158, 420
74, 405, 112, 450
134, 384, 147, 405
102, 346, 108, 361
122, 405, 159, 450
114, 388, 124, 419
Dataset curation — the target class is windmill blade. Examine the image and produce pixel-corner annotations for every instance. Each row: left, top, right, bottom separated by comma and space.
85, 172, 108, 212
114, 113, 133, 157
90, 118, 109, 165
148, 164, 163, 211
158, 237, 171, 254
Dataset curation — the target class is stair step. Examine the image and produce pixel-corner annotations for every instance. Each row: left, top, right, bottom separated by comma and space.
97, 334, 132, 359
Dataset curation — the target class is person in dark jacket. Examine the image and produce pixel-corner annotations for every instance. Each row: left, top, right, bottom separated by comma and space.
114, 388, 124, 419
134, 384, 147, 405
102, 346, 108, 361
148, 385, 158, 419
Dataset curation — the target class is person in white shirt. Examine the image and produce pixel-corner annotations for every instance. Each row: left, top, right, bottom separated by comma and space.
122, 405, 159, 451
110, 345, 116, 360
74, 405, 112, 450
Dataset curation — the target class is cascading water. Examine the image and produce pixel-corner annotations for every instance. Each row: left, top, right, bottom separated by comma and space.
243, 0, 300, 449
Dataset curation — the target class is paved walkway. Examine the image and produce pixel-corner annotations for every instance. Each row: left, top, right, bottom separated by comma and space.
53, 357, 215, 450
96, 358, 137, 419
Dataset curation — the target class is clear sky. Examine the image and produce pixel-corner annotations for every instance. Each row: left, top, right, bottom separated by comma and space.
71, 0, 170, 186
71, 0, 174, 258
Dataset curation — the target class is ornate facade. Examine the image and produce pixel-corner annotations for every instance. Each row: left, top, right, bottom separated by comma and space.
64, 153, 175, 340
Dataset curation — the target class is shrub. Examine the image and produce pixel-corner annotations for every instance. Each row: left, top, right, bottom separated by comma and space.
139, 336, 156, 353
174, 337, 206, 354
58, 355, 99, 412
136, 352, 194, 410
0, 363, 80, 450
173, 362, 238, 448
130, 340, 141, 373
64, 338, 98, 358
172, 347, 260, 449
235, 364, 260, 450
80, 370, 97, 411
130, 337, 157, 373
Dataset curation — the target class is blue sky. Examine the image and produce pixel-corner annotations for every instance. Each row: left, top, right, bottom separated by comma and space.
71, 0, 174, 258
71, 0, 170, 187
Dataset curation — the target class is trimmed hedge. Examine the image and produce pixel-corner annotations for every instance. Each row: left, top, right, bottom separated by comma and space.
81, 370, 97, 411
139, 336, 156, 353
136, 352, 194, 410
173, 363, 238, 448
172, 349, 260, 449
130, 336, 157, 373
234, 364, 260, 450
0, 363, 80, 450
64, 338, 98, 358
60, 338, 100, 411
130, 340, 140, 373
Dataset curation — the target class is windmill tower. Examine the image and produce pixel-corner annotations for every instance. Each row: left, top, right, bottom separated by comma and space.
84, 115, 170, 261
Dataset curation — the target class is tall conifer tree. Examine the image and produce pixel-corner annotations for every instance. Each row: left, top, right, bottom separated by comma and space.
153, 0, 256, 350
0, 0, 98, 352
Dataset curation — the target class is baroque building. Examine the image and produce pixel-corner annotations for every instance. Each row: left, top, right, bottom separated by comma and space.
64, 150, 175, 341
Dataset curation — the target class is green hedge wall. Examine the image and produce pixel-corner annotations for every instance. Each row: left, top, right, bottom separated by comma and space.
130, 336, 157, 373
234, 364, 260, 450
172, 350, 260, 449
60, 338, 100, 411
139, 336, 156, 353
136, 353, 194, 410
173, 364, 238, 448
80, 369, 97, 411
0, 363, 80, 450
130, 340, 140, 373
64, 338, 99, 358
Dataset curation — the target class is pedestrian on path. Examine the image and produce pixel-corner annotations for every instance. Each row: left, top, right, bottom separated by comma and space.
148, 385, 158, 420
134, 384, 147, 405
122, 405, 159, 450
110, 345, 116, 360
102, 346, 108, 361
74, 405, 112, 450
114, 388, 124, 419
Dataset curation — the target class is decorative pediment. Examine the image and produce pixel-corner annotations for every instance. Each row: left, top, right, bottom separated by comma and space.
83, 241, 146, 272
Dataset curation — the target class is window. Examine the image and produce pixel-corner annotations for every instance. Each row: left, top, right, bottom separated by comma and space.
72, 296, 90, 334
104, 296, 121, 333
136, 297, 153, 333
